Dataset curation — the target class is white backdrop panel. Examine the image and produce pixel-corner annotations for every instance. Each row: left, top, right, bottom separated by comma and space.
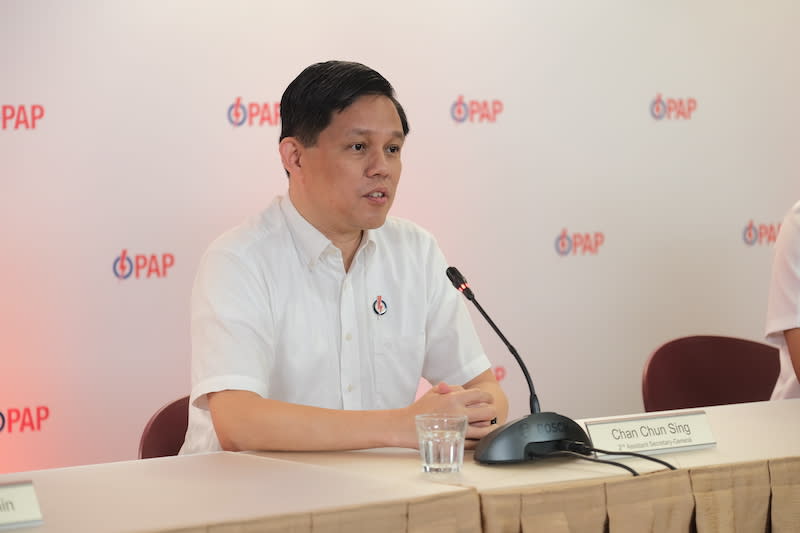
1, 0, 798, 473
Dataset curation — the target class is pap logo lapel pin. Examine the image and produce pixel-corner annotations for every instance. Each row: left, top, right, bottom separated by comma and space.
372, 296, 388, 316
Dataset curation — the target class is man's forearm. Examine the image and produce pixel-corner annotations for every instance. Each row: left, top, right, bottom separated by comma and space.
208, 390, 410, 452
207, 384, 499, 452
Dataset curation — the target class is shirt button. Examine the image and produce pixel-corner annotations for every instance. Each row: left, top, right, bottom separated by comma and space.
347, 384, 354, 392
345, 333, 352, 341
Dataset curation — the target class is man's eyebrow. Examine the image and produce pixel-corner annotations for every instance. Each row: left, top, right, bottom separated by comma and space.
348, 128, 405, 140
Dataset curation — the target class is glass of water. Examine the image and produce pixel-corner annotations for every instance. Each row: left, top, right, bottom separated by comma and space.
415, 414, 469, 473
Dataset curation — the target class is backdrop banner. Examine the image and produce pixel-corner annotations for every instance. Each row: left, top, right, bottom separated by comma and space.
2, 0, 798, 473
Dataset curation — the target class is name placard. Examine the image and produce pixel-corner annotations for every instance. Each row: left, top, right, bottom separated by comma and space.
0, 481, 43, 530
585, 410, 715, 456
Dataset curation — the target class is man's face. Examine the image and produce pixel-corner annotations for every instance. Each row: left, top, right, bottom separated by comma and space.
296, 94, 405, 240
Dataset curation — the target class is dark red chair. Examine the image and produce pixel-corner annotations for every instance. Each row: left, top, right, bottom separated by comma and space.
642, 336, 780, 412
138, 396, 190, 459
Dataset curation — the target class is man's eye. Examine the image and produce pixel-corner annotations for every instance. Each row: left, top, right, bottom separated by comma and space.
387, 145, 400, 154
351, 143, 365, 151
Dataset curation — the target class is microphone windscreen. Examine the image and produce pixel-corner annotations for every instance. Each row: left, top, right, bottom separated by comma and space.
446, 266, 466, 289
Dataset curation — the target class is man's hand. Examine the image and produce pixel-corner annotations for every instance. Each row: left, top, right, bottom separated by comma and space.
407, 381, 499, 447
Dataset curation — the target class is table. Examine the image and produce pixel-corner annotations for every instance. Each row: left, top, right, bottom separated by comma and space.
251, 399, 800, 532
1, 400, 798, 532
0, 452, 479, 532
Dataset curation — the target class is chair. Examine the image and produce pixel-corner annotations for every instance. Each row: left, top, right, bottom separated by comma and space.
138, 395, 190, 459
642, 335, 780, 412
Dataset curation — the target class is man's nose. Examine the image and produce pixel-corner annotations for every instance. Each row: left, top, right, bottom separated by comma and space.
367, 149, 390, 178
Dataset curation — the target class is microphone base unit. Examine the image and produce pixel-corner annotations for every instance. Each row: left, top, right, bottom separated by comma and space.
474, 412, 593, 464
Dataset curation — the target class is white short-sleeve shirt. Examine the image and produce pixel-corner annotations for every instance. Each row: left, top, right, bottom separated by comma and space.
765, 200, 800, 400
180, 195, 491, 454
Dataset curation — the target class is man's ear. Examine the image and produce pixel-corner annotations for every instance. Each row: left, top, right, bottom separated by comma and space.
279, 137, 304, 177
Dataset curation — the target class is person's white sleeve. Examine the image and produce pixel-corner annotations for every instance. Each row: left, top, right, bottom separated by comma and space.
766, 202, 800, 343
190, 249, 274, 410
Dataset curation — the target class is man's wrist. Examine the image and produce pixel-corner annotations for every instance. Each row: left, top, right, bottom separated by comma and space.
380, 407, 414, 448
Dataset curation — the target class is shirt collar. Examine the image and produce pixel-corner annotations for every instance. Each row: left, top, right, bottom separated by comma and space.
280, 194, 378, 269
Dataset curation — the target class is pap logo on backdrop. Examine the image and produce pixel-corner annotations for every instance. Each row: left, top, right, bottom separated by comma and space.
650, 94, 697, 120
555, 229, 605, 256
113, 249, 175, 280
742, 220, 781, 246
451, 95, 504, 123
1, 104, 45, 130
228, 97, 281, 127
0, 406, 50, 433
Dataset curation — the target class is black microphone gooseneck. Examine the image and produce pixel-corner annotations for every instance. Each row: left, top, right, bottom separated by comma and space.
446, 266, 593, 465
446, 267, 540, 414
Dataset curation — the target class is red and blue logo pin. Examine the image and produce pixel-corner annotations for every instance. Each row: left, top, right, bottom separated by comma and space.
372, 296, 388, 316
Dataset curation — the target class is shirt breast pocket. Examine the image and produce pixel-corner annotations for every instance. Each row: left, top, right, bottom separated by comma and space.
373, 330, 426, 408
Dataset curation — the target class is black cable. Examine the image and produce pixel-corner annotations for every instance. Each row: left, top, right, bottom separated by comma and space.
562, 441, 677, 471
593, 448, 677, 471
542, 450, 640, 477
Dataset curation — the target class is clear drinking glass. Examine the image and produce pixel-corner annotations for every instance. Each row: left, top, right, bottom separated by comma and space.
415, 414, 468, 473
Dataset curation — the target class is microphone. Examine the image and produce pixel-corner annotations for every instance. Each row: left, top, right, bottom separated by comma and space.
446, 267, 540, 414
446, 266, 592, 464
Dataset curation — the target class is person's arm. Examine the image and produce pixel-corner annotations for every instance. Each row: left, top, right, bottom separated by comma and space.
208, 384, 496, 452
765, 203, 800, 397
786, 328, 800, 382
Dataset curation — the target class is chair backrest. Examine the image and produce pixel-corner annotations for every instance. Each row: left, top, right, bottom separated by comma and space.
642, 335, 780, 412
138, 395, 190, 459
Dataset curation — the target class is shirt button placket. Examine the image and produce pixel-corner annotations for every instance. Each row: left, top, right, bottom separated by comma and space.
340, 276, 360, 408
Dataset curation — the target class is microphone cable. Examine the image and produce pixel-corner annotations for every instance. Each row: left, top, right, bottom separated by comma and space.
560, 440, 677, 472
540, 450, 641, 477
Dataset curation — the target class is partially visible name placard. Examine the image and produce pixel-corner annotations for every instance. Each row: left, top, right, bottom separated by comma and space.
585, 410, 716, 456
0, 481, 43, 530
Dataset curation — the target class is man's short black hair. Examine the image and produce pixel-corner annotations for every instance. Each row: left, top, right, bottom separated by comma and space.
279, 60, 409, 146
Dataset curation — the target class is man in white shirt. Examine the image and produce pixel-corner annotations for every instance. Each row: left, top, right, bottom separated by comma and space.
181, 61, 508, 454
765, 200, 800, 399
